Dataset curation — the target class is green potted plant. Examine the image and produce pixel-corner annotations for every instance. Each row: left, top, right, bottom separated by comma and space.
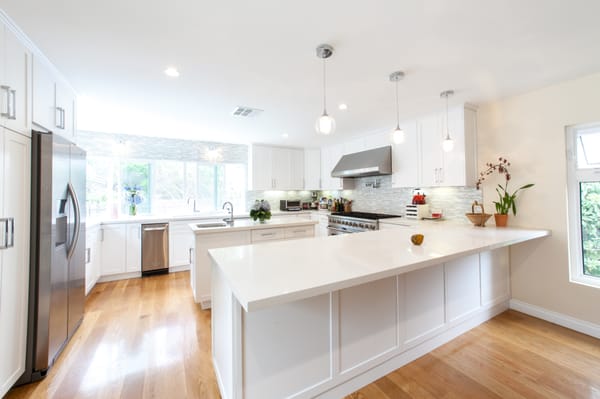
250, 199, 271, 223
476, 157, 534, 227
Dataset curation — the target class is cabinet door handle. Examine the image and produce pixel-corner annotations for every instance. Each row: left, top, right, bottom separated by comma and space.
0, 85, 10, 118
86, 247, 91, 263
61, 108, 66, 129
439, 167, 444, 184
56, 107, 62, 128
8, 89, 16, 120
0, 217, 15, 250
100, 228, 104, 242
188, 248, 194, 264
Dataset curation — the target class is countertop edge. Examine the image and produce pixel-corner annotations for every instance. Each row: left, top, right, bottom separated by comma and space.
214, 227, 551, 312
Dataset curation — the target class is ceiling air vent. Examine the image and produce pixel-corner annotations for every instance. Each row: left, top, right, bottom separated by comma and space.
232, 106, 263, 118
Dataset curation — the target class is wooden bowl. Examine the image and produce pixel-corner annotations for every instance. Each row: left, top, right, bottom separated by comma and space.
465, 212, 492, 227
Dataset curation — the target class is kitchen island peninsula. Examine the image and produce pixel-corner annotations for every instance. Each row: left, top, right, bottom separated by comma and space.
209, 222, 550, 399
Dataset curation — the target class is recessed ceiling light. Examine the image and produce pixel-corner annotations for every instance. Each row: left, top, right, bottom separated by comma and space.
338, 103, 348, 110
281, 133, 289, 139
164, 67, 180, 77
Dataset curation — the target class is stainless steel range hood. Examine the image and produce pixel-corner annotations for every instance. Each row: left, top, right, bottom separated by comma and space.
331, 145, 392, 178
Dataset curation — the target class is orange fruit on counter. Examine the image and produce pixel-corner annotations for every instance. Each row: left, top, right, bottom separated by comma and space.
410, 234, 424, 245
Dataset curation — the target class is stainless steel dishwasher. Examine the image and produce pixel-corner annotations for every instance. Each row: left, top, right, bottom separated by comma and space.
141, 223, 169, 275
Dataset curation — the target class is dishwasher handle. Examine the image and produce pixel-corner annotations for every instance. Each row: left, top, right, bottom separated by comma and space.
143, 226, 167, 232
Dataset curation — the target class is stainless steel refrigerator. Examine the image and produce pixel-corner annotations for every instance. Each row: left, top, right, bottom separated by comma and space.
17, 131, 86, 384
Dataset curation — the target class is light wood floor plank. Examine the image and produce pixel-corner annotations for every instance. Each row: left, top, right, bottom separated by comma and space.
6, 272, 600, 399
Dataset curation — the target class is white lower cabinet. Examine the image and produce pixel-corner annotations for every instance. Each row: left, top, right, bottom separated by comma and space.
85, 225, 102, 295
99, 223, 142, 279
125, 224, 141, 273
99, 224, 127, 277
0, 128, 30, 398
311, 213, 329, 237
169, 220, 195, 269
193, 230, 252, 308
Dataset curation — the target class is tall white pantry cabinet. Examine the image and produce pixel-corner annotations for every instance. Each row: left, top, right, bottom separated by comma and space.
0, 12, 33, 398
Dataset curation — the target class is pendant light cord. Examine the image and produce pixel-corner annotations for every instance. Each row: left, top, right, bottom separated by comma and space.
395, 79, 400, 129
322, 58, 327, 114
445, 93, 450, 140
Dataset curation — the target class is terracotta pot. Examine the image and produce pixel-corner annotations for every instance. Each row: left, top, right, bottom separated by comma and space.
494, 213, 509, 227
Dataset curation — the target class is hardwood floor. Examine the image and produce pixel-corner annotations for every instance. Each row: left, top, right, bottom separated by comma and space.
6, 272, 220, 399
6, 272, 600, 399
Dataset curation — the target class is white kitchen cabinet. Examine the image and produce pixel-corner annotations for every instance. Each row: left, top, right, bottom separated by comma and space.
444, 254, 481, 323
85, 224, 102, 295
99, 224, 127, 276
311, 213, 329, 237
289, 148, 304, 190
320, 145, 354, 190
304, 148, 321, 190
249, 144, 305, 190
418, 105, 477, 187
0, 22, 31, 136
126, 223, 141, 273
391, 121, 420, 188
32, 55, 77, 141
169, 220, 195, 269
0, 128, 31, 398
193, 230, 252, 307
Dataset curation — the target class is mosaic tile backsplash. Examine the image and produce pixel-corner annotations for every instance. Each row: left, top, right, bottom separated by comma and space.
250, 175, 481, 220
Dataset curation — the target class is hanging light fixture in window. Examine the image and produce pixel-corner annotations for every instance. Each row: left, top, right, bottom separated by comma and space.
389, 71, 405, 144
315, 44, 335, 135
205, 146, 223, 163
440, 90, 454, 152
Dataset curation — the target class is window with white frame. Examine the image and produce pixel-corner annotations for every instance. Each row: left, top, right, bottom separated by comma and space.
566, 123, 600, 287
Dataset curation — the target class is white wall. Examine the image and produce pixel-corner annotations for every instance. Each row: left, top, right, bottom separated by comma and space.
477, 72, 600, 325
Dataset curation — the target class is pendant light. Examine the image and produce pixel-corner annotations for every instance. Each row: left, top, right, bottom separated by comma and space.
389, 71, 405, 144
440, 90, 454, 152
315, 44, 335, 135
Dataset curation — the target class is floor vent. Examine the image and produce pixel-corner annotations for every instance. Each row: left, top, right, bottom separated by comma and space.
232, 106, 263, 118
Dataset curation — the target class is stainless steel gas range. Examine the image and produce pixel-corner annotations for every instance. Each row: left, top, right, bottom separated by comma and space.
327, 212, 402, 235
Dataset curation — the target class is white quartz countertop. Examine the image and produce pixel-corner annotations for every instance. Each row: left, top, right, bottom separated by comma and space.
189, 216, 318, 234
209, 223, 550, 312
97, 210, 327, 225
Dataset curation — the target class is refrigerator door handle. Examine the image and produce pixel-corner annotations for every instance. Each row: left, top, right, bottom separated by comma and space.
66, 182, 81, 260
0, 217, 15, 249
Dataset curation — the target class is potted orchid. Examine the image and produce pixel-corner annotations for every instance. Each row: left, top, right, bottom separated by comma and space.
250, 199, 271, 223
476, 157, 534, 227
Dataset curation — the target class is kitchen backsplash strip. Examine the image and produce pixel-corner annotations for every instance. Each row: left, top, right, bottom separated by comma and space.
322, 175, 482, 220
77, 130, 247, 163
246, 191, 315, 212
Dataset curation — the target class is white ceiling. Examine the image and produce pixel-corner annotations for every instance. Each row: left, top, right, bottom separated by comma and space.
2, 0, 600, 147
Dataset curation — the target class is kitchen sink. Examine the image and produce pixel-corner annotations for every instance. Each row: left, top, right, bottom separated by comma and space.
195, 221, 228, 228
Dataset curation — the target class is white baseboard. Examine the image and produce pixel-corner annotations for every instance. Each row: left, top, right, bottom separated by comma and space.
97, 271, 141, 283
510, 299, 600, 339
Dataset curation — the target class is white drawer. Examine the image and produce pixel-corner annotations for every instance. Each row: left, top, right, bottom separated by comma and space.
284, 225, 314, 239
252, 228, 285, 242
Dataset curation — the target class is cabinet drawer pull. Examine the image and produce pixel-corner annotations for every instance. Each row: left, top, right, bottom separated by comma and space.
8, 89, 16, 120
261, 232, 276, 237
292, 229, 306, 233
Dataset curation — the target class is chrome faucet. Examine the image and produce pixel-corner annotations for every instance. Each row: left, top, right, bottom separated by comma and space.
222, 201, 234, 224
187, 198, 200, 212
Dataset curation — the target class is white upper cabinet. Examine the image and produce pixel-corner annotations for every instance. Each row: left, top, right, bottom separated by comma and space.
304, 148, 321, 190
0, 22, 31, 135
391, 121, 420, 188
248, 144, 305, 190
418, 105, 477, 187
320, 144, 354, 190
32, 55, 77, 140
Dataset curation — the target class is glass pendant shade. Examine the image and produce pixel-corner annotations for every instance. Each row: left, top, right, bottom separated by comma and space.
315, 44, 335, 135
440, 89, 455, 152
442, 137, 454, 152
315, 112, 335, 135
391, 126, 405, 144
